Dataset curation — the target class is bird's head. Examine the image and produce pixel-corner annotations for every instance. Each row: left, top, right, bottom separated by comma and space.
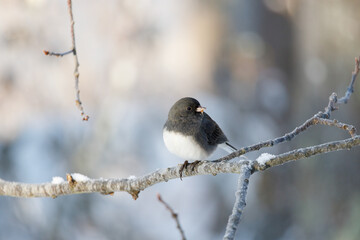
168, 97, 206, 120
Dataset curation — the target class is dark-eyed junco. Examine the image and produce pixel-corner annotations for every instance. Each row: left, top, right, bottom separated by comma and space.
163, 97, 237, 178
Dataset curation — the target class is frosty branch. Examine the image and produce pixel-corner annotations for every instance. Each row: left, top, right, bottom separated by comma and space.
223, 165, 251, 240
0, 135, 359, 199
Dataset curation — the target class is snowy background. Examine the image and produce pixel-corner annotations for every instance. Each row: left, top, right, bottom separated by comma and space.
1, 0, 360, 239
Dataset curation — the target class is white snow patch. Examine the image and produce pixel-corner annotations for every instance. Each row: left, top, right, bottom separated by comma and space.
51, 176, 65, 184
256, 153, 275, 166
127, 175, 136, 180
71, 173, 90, 182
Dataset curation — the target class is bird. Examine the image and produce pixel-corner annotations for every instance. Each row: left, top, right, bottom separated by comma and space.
163, 97, 237, 179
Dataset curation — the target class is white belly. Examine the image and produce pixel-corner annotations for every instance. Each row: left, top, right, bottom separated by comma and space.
163, 128, 210, 160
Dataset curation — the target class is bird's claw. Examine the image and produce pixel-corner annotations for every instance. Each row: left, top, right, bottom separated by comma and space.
179, 161, 189, 180
179, 160, 202, 180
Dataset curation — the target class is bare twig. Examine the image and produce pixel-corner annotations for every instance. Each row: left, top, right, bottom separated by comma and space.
67, 0, 89, 121
43, 0, 89, 121
157, 193, 186, 240
223, 165, 251, 240
215, 116, 356, 162
316, 118, 356, 137
321, 56, 359, 116
337, 57, 360, 104
43, 49, 74, 57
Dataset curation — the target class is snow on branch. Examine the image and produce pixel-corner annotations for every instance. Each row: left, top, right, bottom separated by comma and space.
253, 136, 360, 171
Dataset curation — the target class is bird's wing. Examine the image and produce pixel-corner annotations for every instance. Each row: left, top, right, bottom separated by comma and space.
201, 113, 228, 145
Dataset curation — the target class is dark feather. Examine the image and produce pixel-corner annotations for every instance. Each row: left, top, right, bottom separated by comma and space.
201, 113, 228, 145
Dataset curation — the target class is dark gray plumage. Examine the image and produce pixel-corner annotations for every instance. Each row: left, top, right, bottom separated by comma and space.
163, 97, 236, 161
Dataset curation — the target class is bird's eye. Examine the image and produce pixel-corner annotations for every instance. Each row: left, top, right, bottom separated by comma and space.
187, 107, 192, 111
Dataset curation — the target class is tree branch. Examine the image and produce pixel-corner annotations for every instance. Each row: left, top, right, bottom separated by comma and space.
215, 116, 356, 163
220, 56, 360, 239
0, 161, 249, 198
0, 135, 359, 198
223, 165, 251, 240
253, 135, 360, 171
216, 56, 360, 162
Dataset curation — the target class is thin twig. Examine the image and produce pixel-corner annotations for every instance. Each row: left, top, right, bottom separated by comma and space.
338, 57, 360, 104
43, 49, 74, 57
43, 0, 89, 121
157, 193, 186, 240
214, 116, 354, 162
316, 118, 356, 137
67, 0, 88, 121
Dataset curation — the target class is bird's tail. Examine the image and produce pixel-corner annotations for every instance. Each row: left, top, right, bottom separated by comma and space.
219, 142, 237, 153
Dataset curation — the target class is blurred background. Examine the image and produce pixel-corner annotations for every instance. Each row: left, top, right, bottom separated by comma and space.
1, 0, 360, 239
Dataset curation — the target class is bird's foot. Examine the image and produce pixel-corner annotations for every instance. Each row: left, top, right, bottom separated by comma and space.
179, 161, 189, 180
179, 160, 202, 180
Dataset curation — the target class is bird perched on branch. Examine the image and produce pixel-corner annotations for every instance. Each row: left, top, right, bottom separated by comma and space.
163, 97, 237, 179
